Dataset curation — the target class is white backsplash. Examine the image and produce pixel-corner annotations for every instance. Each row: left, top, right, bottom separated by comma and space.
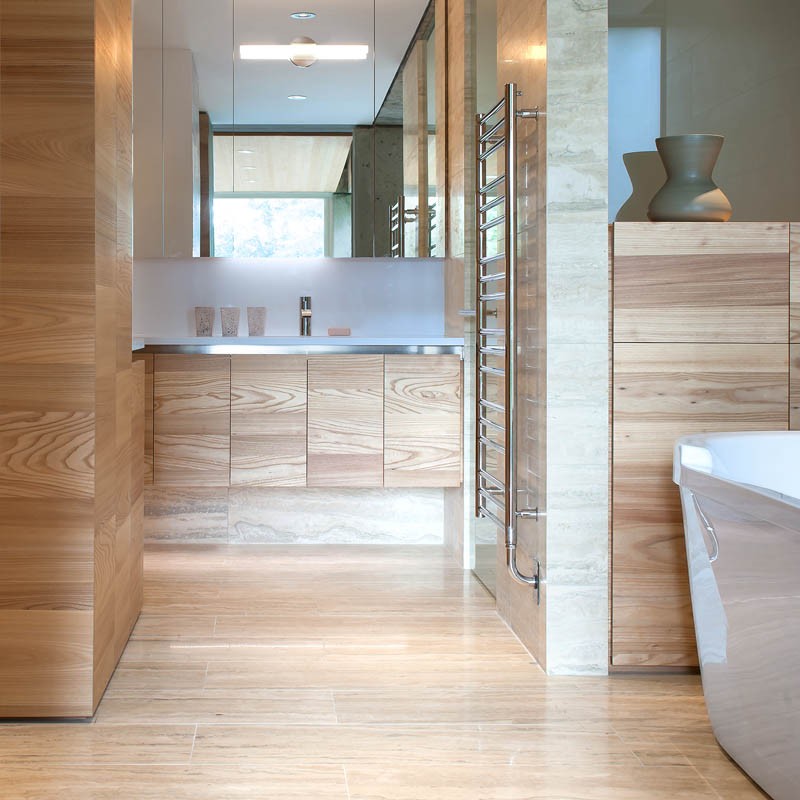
133, 257, 445, 338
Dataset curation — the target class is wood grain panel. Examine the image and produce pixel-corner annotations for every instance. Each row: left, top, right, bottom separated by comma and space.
613, 222, 789, 343
154, 355, 231, 487
791, 223, 800, 343
0, 410, 95, 499
307, 356, 384, 487
792, 344, 800, 431
0, 0, 140, 716
0, 611, 93, 717
133, 353, 154, 484
384, 356, 462, 487
612, 343, 789, 667
231, 356, 307, 487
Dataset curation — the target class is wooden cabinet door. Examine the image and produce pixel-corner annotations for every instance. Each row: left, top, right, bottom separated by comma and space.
153, 355, 230, 486
230, 356, 307, 487
133, 353, 154, 485
612, 343, 789, 667
307, 355, 384, 487
384, 355, 462, 487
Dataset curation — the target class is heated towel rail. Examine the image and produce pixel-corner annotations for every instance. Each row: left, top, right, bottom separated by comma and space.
474, 83, 543, 596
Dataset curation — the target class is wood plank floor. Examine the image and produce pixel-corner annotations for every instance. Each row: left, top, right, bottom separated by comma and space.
0, 545, 768, 799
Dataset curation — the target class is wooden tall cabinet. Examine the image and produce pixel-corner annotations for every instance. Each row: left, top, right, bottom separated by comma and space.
611, 223, 791, 667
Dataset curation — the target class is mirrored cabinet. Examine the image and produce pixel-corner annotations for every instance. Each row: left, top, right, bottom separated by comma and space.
132, 0, 442, 260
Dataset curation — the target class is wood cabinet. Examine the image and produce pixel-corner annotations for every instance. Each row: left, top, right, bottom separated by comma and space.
307, 355, 385, 487
144, 352, 463, 491
610, 223, 791, 668
384, 355, 462, 487
133, 353, 154, 485
153, 355, 231, 486
231, 356, 307, 487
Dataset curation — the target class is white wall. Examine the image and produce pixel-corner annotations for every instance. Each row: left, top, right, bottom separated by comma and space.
664, 0, 800, 221
608, 27, 661, 220
133, 257, 446, 338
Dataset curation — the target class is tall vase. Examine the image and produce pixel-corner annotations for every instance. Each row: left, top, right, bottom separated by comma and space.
647, 134, 732, 222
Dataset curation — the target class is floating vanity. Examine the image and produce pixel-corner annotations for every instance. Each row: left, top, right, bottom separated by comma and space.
134, 338, 464, 544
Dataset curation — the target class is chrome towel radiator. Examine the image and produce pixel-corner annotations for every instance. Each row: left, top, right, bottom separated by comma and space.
389, 196, 406, 257
474, 82, 543, 595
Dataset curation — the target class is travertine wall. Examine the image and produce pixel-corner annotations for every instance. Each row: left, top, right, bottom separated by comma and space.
544, 0, 609, 674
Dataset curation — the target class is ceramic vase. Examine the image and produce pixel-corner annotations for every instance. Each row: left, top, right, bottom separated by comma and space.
247, 306, 266, 337
194, 306, 214, 337
220, 306, 240, 337
647, 134, 732, 222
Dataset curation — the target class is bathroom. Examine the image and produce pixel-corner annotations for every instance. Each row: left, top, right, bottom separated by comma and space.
0, 0, 796, 796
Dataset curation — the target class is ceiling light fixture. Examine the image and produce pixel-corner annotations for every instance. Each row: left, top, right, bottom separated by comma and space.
240, 40, 369, 66
237, 148, 255, 154
290, 11, 316, 20
287, 94, 308, 100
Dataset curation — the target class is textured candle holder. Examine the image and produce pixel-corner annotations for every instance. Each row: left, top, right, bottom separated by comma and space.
220, 307, 240, 337
247, 306, 266, 337
194, 306, 214, 337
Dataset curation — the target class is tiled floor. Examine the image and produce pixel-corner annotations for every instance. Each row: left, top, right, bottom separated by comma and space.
0, 545, 768, 799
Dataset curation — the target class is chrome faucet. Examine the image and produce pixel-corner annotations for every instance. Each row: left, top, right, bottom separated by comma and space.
300, 296, 312, 336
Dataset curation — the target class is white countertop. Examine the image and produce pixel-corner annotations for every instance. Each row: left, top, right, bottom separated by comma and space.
135, 336, 464, 347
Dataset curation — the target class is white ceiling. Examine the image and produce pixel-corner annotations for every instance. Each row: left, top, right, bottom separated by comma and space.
133, 0, 430, 127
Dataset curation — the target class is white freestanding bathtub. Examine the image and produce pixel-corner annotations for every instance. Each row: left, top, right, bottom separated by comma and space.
674, 432, 800, 800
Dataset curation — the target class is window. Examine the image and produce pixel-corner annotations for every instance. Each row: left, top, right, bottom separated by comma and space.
213, 196, 330, 258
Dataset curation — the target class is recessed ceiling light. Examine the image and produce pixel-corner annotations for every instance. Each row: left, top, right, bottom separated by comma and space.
288, 94, 307, 100
242, 166, 256, 170
240, 43, 369, 62
237, 149, 255, 154
290, 11, 316, 20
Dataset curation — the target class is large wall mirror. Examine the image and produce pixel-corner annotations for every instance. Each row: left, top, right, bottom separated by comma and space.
132, 0, 440, 260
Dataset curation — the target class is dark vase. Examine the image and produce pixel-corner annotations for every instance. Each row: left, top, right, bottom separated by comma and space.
647, 134, 733, 222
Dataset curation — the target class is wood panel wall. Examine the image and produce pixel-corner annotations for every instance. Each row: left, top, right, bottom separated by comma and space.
611, 222, 790, 668
0, 0, 142, 716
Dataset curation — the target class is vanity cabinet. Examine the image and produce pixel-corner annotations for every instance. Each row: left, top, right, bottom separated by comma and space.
144, 352, 463, 489
153, 355, 231, 486
231, 356, 307, 487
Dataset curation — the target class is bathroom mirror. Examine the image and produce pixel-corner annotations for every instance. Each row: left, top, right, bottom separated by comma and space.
132, 0, 439, 260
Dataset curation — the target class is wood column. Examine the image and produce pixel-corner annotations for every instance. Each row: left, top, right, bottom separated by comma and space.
0, 0, 142, 717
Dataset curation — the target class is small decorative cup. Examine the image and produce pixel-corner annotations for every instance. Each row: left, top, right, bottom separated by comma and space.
194, 306, 214, 337
220, 306, 240, 337
247, 306, 266, 337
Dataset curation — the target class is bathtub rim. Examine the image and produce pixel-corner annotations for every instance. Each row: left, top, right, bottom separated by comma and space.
675, 432, 800, 533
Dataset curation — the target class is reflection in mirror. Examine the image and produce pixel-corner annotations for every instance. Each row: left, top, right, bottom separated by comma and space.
132, 0, 437, 259
215, 133, 353, 257
375, 2, 438, 257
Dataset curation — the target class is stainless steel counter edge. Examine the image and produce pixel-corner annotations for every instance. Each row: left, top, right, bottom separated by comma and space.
140, 343, 465, 357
